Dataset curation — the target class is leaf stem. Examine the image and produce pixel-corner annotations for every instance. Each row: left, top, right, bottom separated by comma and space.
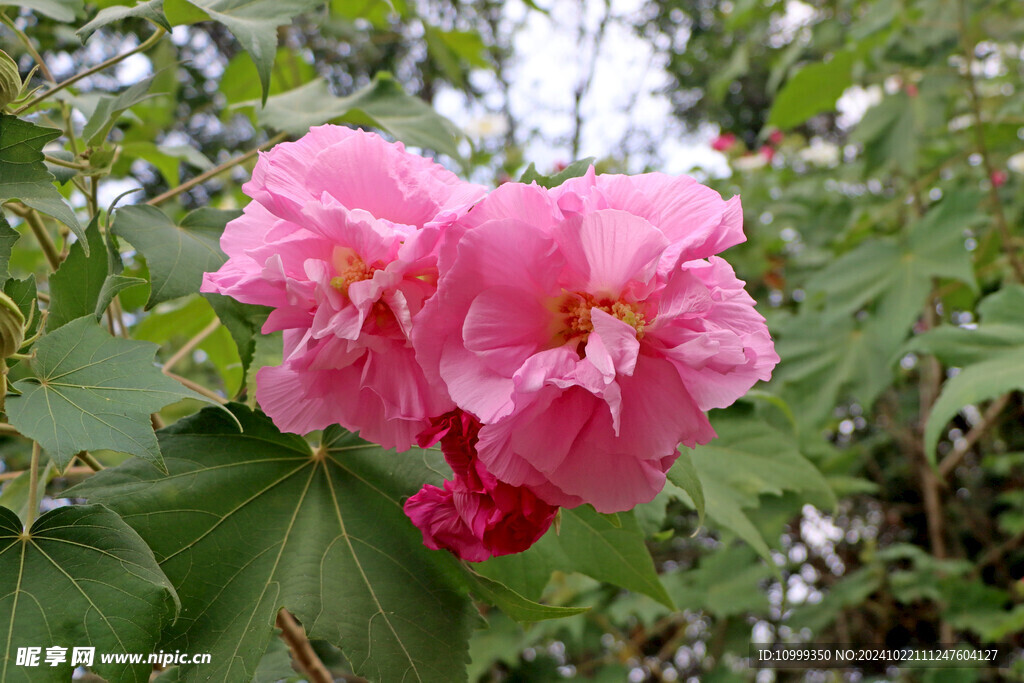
25, 441, 40, 530
75, 451, 105, 472
0, 465, 93, 482
43, 154, 89, 171
0, 423, 21, 437
276, 609, 334, 683
163, 370, 227, 404
14, 27, 167, 114
163, 318, 221, 374
147, 132, 287, 206
9, 206, 62, 271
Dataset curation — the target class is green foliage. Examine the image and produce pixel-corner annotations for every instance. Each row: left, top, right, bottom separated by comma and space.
258, 74, 463, 158
0, 505, 178, 683
6, 316, 217, 468
111, 205, 237, 308
4, 0, 1024, 679
0, 115, 83, 243
768, 49, 856, 129
72, 406, 477, 683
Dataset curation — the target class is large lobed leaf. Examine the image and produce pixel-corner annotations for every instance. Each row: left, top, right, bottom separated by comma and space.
46, 216, 144, 331
111, 205, 239, 308
906, 285, 1024, 462
0, 505, 178, 683
0, 115, 84, 244
677, 409, 836, 565
5, 316, 217, 469
71, 405, 478, 683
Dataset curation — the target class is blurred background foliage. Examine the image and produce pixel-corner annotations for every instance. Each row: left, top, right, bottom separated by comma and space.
3, 0, 1024, 680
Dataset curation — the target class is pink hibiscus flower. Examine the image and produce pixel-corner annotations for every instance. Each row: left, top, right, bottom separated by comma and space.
202, 126, 486, 449
404, 411, 559, 561
414, 169, 779, 512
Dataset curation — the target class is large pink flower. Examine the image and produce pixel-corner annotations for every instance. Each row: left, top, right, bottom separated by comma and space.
404, 411, 559, 562
414, 169, 779, 512
202, 126, 486, 449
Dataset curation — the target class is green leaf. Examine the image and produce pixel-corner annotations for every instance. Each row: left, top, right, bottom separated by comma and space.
686, 410, 836, 565
0, 213, 19, 287
80, 74, 162, 146
663, 544, 771, 617
0, 504, 178, 683
71, 407, 477, 683
906, 284, 1024, 366
2, 0, 82, 21
46, 216, 105, 331
851, 92, 918, 175
768, 49, 855, 129
519, 157, 596, 188
0, 115, 83, 243
219, 48, 315, 106
461, 566, 589, 622
0, 461, 55, 525
903, 285, 1024, 461
170, 0, 323, 102
479, 506, 674, 608
667, 449, 705, 527
154, 635, 294, 683
78, 0, 171, 40
203, 293, 270, 378
924, 351, 1024, 463
6, 316, 218, 469
46, 216, 146, 330
258, 74, 463, 159
773, 314, 895, 427
112, 205, 238, 308
805, 191, 980, 340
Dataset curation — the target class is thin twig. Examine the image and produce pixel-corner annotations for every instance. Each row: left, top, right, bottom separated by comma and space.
163, 318, 221, 374
0, 423, 21, 437
0, 466, 94, 482
276, 609, 333, 683
959, 0, 1024, 282
970, 529, 1024, 578
163, 370, 227, 404
938, 394, 1011, 478
14, 27, 167, 114
147, 132, 287, 206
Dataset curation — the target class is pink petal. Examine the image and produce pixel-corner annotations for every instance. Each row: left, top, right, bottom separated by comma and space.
552, 209, 667, 297
463, 286, 554, 376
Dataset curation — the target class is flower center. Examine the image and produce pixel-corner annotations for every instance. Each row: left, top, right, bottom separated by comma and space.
330, 247, 377, 294
554, 292, 647, 347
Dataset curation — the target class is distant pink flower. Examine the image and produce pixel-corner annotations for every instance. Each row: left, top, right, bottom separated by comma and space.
404, 411, 558, 561
759, 145, 775, 162
711, 133, 737, 151
202, 126, 486, 449
415, 169, 779, 512
768, 129, 784, 146
991, 170, 1008, 188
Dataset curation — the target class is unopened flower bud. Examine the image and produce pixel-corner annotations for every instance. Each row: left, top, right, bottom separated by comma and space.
0, 291, 26, 359
0, 50, 23, 111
